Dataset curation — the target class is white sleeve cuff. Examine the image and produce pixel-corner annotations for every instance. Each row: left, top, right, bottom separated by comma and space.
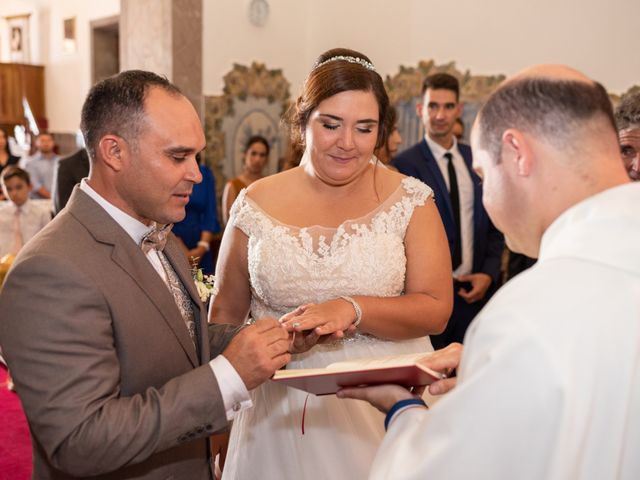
209, 355, 253, 421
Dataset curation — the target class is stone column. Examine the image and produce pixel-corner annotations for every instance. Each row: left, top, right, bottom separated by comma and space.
119, 0, 203, 117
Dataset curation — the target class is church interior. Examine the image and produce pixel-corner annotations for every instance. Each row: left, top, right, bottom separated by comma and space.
0, 1, 639, 479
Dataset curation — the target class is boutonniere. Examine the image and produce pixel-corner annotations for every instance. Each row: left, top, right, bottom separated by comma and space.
191, 257, 217, 303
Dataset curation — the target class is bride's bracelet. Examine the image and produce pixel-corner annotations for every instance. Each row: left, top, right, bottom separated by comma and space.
339, 296, 362, 328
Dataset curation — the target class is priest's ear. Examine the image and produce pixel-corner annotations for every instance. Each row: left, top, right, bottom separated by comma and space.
501, 129, 533, 177
97, 135, 128, 172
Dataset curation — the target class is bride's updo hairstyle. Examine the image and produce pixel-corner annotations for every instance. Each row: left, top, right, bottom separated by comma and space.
286, 48, 391, 151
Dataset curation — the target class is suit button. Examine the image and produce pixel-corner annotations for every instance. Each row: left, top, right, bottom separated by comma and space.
178, 435, 187, 443
205, 424, 213, 432
196, 426, 204, 434
232, 402, 241, 412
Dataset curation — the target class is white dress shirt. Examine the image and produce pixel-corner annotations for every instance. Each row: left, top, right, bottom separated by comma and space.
79, 180, 251, 420
0, 199, 51, 257
425, 135, 474, 276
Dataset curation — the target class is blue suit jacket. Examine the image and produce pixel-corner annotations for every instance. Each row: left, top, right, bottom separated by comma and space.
393, 139, 504, 285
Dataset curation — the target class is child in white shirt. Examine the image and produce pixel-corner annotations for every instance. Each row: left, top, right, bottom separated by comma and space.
0, 166, 51, 258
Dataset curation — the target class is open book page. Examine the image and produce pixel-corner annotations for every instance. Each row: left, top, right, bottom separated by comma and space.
327, 352, 435, 371
274, 352, 438, 378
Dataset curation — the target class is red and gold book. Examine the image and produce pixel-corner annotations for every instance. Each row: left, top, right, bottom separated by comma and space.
272, 352, 445, 396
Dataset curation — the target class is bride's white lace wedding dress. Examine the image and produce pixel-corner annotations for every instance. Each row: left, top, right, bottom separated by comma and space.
222, 176, 435, 480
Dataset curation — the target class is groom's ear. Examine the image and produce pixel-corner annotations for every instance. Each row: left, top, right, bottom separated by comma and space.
98, 135, 127, 172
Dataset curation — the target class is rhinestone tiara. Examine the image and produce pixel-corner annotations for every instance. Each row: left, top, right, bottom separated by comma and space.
313, 55, 376, 72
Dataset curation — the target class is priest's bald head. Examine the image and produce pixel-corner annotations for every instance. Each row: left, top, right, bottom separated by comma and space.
470, 65, 631, 258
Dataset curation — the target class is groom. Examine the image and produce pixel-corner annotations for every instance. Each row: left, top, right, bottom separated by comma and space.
0, 70, 291, 479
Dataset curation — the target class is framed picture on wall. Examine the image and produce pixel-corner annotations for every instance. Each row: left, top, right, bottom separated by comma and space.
5, 14, 30, 63
63, 17, 76, 53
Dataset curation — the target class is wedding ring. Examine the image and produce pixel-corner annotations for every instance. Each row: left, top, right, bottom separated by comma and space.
292, 322, 301, 328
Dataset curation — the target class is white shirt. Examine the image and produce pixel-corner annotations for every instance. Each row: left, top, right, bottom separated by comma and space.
374, 183, 640, 479
425, 135, 474, 276
0, 199, 50, 257
79, 180, 251, 420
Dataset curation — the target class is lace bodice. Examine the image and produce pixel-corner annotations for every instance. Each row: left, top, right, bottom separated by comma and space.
230, 176, 433, 320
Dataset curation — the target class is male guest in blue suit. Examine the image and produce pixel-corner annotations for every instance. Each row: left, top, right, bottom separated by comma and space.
394, 73, 504, 349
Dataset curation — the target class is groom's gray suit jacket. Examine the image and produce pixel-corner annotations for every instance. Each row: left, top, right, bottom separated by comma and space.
0, 188, 240, 479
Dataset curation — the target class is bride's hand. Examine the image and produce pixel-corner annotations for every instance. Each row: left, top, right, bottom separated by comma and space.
279, 305, 338, 353
280, 299, 358, 337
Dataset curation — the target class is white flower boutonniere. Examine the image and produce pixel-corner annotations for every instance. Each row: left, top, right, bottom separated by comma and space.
191, 258, 217, 303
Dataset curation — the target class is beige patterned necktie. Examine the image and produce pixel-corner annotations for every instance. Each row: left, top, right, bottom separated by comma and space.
140, 223, 172, 254
140, 224, 197, 349
13, 206, 24, 254
156, 251, 197, 348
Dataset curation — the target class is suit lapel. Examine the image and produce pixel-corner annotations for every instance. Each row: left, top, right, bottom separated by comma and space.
68, 189, 200, 367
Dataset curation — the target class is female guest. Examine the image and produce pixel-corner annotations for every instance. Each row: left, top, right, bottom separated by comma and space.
172, 155, 221, 274
0, 129, 21, 201
221, 135, 269, 225
374, 106, 403, 167
211, 48, 452, 480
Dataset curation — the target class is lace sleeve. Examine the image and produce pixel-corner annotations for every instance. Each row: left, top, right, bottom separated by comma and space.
229, 189, 253, 236
381, 177, 435, 237
401, 176, 434, 207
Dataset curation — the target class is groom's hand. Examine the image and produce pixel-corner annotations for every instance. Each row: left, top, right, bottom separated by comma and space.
223, 318, 290, 390
279, 305, 332, 353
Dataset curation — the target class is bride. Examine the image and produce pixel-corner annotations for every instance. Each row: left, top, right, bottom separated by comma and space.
210, 48, 453, 479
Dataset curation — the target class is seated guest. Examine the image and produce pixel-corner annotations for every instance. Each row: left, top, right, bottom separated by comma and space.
614, 91, 640, 181
339, 65, 640, 479
0, 128, 21, 201
221, 135, 269, 225
0, 166, 50, 258
172, 154, 221, 274
52, 147, 90, 215
24, 132, 60, 199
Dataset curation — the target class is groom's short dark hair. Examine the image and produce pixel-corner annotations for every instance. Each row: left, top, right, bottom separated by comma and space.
80, 70, 182, 162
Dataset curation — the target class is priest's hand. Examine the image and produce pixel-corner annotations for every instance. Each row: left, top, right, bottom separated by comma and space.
421, 342, 462, 395
337, 342, 463, 411
337, 384, 420, 414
